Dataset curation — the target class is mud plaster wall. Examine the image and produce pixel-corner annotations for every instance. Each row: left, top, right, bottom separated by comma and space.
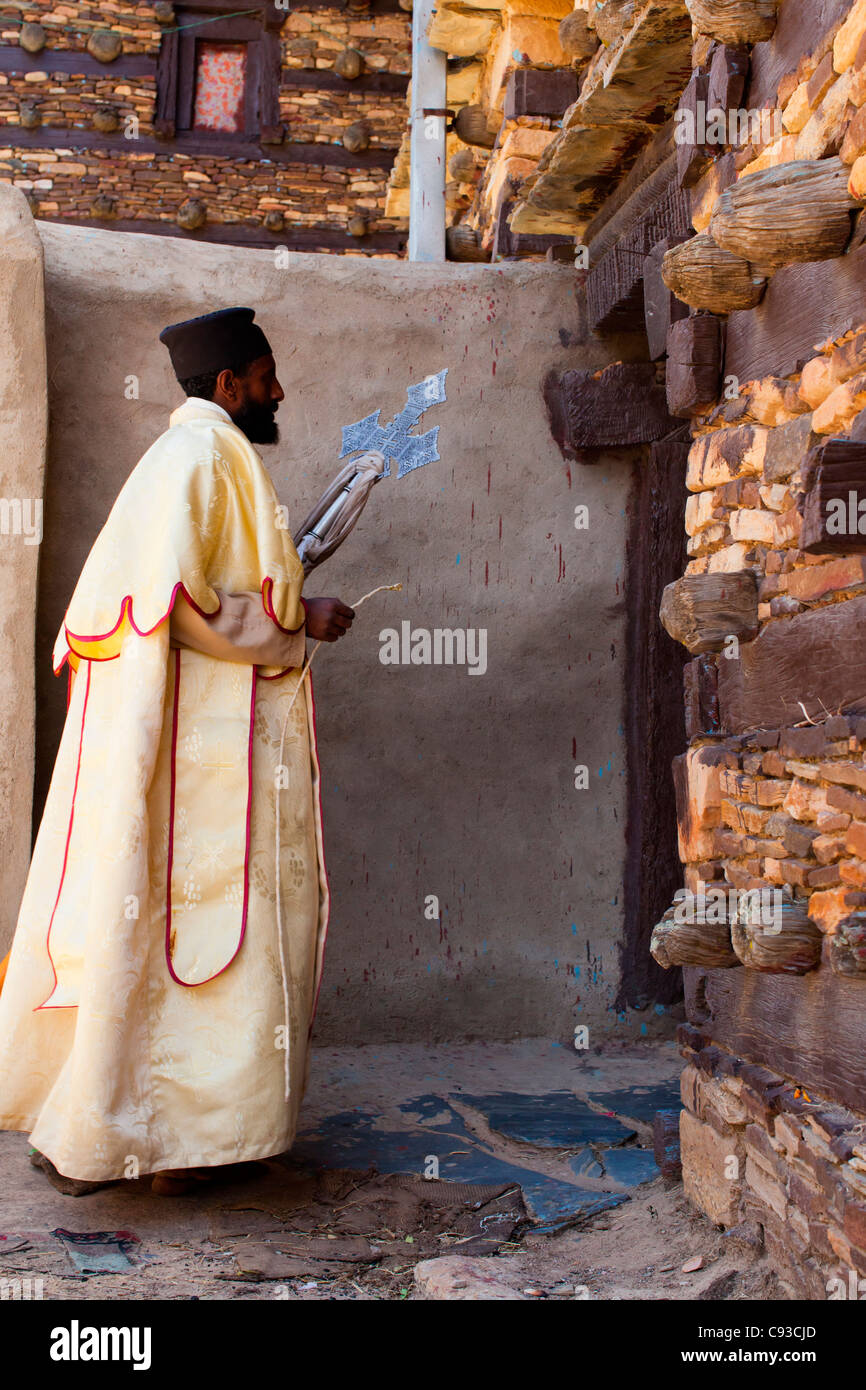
0, 186, 46, 956
31, 221, 644, 1043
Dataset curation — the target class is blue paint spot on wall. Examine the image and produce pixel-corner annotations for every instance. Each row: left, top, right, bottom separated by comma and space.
456, 553, 461, 564
571, 923, 577, 935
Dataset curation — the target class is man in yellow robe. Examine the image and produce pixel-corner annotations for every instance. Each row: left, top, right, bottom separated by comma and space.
0, 307, 355, 1194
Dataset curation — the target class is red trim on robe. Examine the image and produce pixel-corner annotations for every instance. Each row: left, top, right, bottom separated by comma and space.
36, 661, 92, 1011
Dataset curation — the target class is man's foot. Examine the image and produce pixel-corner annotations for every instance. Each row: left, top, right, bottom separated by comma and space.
29, 1149, 108, 1197
151, 1167, 215, 1196
150, 1161, 269, 1195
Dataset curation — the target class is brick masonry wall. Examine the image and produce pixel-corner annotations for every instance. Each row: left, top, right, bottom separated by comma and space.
660, 0, 866, 1290
0, 0, 161, 53
678, 1027, 866, 1299
679, 351, 866, 915
0, 143, 394, 229
0, 3, 410, 247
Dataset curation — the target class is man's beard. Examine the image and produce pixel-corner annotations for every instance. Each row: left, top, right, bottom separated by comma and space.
234, 399, 280, 445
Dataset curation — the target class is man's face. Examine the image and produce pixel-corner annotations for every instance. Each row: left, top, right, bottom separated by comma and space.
230, 354, 285, 445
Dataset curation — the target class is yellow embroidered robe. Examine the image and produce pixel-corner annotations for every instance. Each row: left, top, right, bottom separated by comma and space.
0, 398, 329, 1180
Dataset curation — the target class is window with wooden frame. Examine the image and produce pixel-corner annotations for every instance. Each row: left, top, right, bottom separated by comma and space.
155, 1, 284, 145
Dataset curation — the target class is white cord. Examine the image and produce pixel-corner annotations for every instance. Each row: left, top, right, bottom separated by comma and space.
274, 584, 402, 1100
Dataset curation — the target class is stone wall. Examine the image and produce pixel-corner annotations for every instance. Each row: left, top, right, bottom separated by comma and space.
0, 1, 411, 250
675, 335, 866, 919
641, 0, 866, 1293
1, 143, 401, 233
405, 0, 693, 260
678, 1025, 866, 1299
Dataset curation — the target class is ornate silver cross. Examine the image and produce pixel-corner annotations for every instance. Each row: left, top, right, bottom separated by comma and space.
339, 369, 448, 478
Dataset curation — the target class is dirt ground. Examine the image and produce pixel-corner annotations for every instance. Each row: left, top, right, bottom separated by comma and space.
0, 1039, 787, 1301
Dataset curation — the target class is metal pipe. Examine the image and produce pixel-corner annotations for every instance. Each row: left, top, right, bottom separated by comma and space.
408, 0, 446, 262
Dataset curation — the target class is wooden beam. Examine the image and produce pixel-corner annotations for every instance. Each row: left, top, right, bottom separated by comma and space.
281, 67, 409, 93
587, 181, 692, 334
34, 213, 407, 253
717, 593, 866, 734
154, 25, 178, 140
731, 899, 822, 976
666, 312, 723, 417
0, 47, 157, 78
710, 158, 857, 279
676, 66, 712, 190
0, 126, 398, 169
585, 133, 676, 263
292, 0, 408, 10
586, 243, 647, 334
620, 439, 689, 1012
492, 199, 571, 259
695, 964, 866, 1114
799, 440, 866, 555
503, 67, 578, 120
685, 0, 779, 46
663, 232, 765, 313
726, 247, 866, 384
644, 235, 690, 360
660, 571, 759, 654
260, 29, 283, 144
544, 362, 679, 456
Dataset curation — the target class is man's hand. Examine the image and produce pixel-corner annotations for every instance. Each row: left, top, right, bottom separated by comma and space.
303, 596, 356, 642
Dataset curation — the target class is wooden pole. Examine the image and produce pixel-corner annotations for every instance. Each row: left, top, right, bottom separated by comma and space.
409, 0, 446, 262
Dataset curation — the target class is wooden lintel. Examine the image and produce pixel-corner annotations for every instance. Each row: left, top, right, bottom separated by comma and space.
693, 964, 866, 1115
0, 47, 157, 78
725, 247, 866, 384
544, 362, 679, 456
281, 67, 409, 94
585, 133, 676, 264
717, 593, 866, 733
0, 126, 397, 169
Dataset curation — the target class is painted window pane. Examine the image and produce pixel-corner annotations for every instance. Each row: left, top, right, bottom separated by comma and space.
193, 41, 247, 133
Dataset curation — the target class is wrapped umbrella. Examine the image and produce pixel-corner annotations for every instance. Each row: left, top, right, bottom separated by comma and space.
293, 450, 386, 575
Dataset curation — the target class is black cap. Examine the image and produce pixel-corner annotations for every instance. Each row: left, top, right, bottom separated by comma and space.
159, 307, 272, 382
